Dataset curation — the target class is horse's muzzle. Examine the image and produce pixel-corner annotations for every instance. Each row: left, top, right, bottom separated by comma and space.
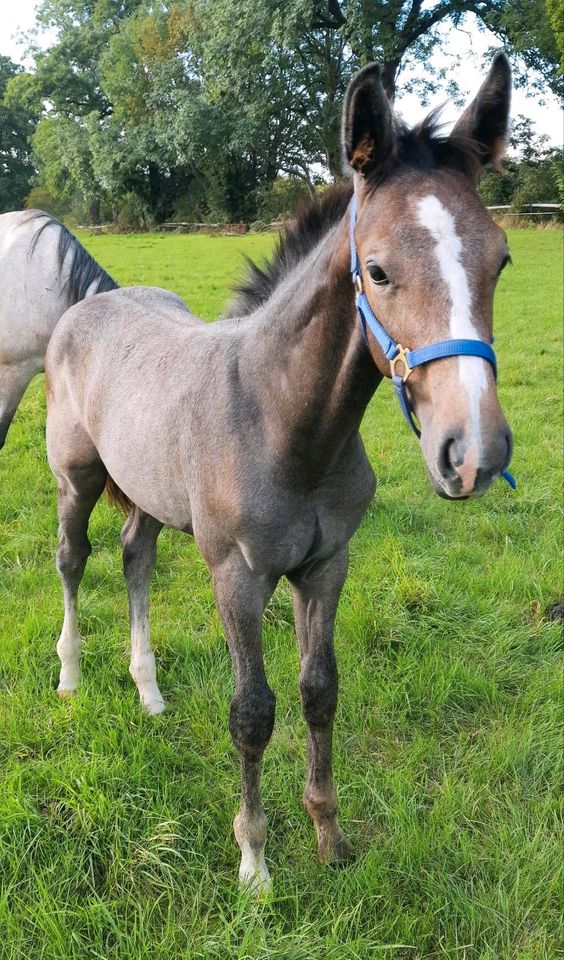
432, 423, 513, 499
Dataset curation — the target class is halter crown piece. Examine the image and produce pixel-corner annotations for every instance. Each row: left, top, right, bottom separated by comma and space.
349, 194, 516, 489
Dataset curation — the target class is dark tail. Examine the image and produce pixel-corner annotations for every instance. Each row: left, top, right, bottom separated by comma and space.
104, 475, 133, 514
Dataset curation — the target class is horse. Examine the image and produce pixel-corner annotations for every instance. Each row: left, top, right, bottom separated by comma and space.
0, 211, 116, 448
44, 54, 513, 892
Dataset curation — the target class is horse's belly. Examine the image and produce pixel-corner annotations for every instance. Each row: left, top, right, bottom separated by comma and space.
92, 412, 193, 530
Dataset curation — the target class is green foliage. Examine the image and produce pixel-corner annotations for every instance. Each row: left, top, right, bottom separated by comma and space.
0, 57, 38, 213
478, 114, 562, 213
256, 178, 312, 222
24, 186, 71, 220
0, 229, 562, 958
4, 1, 562, 223
546, 0, 564, 66
482, 0, 563, 97
511, 158, 562, 211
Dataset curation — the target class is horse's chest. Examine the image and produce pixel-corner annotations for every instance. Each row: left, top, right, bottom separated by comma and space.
232, 474, 374, 577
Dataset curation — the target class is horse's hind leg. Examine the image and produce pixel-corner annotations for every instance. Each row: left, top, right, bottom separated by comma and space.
120, 507, 164, 714
52, 455, 107, 696
289, 546, 354, 865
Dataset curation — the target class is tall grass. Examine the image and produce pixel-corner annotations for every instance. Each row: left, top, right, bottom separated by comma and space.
0, 229, 561, 959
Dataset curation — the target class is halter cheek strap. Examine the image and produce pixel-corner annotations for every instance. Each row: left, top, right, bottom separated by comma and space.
349, 194, 516, 489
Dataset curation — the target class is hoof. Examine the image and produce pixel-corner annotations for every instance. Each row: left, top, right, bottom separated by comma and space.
142, 697, 166, 715
319, 829, 355, 866
56, 687, 77, 699
239, 861, 272, 897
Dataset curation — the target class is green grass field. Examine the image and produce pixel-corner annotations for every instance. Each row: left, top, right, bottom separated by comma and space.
0, 229, 562, 960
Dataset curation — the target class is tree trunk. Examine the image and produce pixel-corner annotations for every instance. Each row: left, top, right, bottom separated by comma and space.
89, 198, 101, 225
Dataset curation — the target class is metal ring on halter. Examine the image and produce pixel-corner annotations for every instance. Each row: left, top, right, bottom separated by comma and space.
389, 345, 412, 382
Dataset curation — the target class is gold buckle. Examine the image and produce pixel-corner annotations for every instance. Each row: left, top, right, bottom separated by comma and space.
390, 344, 413, 381
354, 273, 364, 296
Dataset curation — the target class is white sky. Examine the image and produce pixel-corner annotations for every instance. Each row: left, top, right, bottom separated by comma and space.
1, 0, 562, 148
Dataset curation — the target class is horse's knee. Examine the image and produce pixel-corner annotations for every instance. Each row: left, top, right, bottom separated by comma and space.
56, 535, 91, 582
299, 652, 338, 728
229, 684, 276, 755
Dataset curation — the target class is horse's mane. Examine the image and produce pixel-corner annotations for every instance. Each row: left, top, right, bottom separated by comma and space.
23, 211, 118, 304
226, 182, 353, 318
227, 110, 481, 317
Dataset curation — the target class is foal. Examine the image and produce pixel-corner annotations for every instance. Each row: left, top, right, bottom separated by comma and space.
0, 211, 116, 448
46, 55, 513, 891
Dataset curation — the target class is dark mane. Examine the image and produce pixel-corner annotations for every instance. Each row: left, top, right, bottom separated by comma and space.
23, 211, 118, 304
226, 182, 353, 318
391, 108, 482, 183
228, 111, 481, 317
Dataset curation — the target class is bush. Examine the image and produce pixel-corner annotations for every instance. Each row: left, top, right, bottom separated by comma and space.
113, 192, 154, 232
257, 177, 312, 222
24, 186, 70, 219
511, 160, 561, 213
170, 180, 207, 223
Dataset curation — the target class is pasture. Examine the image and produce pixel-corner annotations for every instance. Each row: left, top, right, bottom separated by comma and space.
0, 228, 561, 959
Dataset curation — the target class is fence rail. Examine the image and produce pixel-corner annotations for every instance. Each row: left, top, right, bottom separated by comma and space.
79, 203, 561, 233
487, 203, 561, 218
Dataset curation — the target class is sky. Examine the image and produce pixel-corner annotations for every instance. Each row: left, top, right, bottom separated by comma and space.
1, 0, 562, 149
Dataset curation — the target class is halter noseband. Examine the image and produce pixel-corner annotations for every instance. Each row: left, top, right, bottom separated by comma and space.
349, 194, 515, 489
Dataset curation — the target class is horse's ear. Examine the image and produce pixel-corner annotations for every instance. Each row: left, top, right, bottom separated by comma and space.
342, 63, 395, 177
451, 52, 511, 170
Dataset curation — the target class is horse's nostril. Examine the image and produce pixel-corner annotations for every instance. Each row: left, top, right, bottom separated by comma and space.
439, 437, 459, 479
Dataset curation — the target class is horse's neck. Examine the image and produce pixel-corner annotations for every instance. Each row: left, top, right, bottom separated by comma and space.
244, 219, 382, 477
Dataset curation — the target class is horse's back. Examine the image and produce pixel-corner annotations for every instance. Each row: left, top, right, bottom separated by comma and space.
46, 286, 212, 528
47, 284, 204, 372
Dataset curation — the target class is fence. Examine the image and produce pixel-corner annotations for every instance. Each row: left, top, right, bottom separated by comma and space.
486, 203, 561, 219
158, 220, 285, 234
79, 204, 561, 233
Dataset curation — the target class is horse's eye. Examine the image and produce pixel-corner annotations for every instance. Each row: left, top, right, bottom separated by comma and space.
367, 264, 390, 285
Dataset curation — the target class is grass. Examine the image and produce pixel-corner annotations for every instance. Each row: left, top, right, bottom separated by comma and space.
0, 228, 562, 960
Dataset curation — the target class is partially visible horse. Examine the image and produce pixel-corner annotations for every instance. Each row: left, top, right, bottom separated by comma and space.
45, 55, 513, 892
0, 211, 117, 447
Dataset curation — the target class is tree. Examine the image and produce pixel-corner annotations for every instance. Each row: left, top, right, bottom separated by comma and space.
481, 0, 563, 98
5, 0, 145, 222
478, 114, 562, 210
7, 0, 560, 224
0, 56, 38, 212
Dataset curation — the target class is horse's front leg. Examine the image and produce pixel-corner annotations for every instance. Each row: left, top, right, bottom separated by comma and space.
212, 554, 276, 893
0, 359, 39, 449
289, 546, 354, 864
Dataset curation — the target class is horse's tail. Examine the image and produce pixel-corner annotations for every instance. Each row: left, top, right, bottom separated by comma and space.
104, 475, 133, 514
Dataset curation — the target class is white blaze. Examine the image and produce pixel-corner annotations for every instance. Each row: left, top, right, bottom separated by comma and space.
416, 194, 487, 475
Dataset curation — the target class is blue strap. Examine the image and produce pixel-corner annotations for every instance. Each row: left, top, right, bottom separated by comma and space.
356, 291, 399, 360
407, 339, 497, 377
393, 375, 421, 437
351, 194, 398, 357
349, 193, 359, 275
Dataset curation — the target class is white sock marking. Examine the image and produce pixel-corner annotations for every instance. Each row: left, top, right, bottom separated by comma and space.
129, 634, 165, 714
57, 603, 81, 693
238, 840, 271, 895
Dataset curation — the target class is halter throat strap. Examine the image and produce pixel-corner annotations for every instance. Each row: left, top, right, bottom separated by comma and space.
349, 193, 515, 489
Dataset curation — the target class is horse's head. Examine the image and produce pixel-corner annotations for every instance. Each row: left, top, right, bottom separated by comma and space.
343, 55, 513, 499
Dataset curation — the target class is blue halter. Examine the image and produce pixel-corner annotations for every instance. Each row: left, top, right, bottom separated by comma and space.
349, 194, 516, 489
